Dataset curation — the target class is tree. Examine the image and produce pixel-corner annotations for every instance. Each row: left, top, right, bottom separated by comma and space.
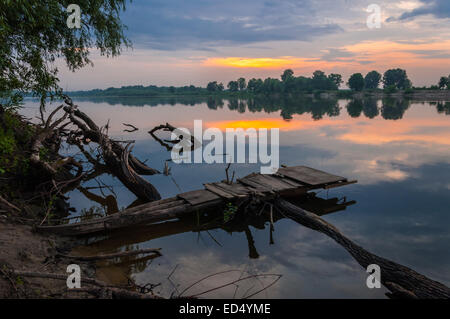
237, 78, 246, 91
281, 69, 294, 82
0, 0, 130, 110
438, 76, 449, 89
247, 78, 263, 93
364, 71, 382, 89
348, 73, 365, 91
207, 81, 219, 92
227, 81, 239, 92
217, 82, 224, 91
383, 69, 412, 89
312, 70, 335, 90
328, 73, 343, 89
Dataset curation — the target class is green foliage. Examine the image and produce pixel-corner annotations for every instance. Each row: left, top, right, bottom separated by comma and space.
281, 69, 294, 82
364, 71, 382, 89
227, 80, 239, 92
247, 78, 263, 93
384, 85, 397, 94
438, 75, 450, 89
383, 69, 412, 90
237, 78, 246, 91
16, 276, 24, 286
336, 90, 353, 98
207, 81, 224, 92
328, 73, 343, 89
0, 0, 130, 110
0, 111, 32, 176
223, 202, 238, 223
348, 73, 365, 91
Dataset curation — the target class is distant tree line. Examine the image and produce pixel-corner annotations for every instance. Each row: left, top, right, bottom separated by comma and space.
209, 70, 343, 94
68, 85, 209, 97
212, 68, 417, 94
68, 69, 450, 98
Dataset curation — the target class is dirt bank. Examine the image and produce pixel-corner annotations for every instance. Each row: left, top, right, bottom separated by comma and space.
0, 216, 93, 298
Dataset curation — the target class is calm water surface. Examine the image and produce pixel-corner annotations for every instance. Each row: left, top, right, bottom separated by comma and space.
22, 96, 450, 298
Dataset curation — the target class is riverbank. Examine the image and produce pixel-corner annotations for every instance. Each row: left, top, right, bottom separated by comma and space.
66, 89, 450, 101
0, 216, 93, 298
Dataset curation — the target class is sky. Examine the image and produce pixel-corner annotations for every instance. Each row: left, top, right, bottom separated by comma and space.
59, 0, 450, 90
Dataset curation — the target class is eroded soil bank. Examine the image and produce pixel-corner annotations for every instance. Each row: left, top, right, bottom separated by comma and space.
0, 217, 93, 298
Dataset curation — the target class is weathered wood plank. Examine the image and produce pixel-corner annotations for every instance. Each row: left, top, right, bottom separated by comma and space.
204, 183, 235, 199
178, 189, 220, 205
212, 182, 251, 197
238, 175, 273, 193
245, 174, 295, 191
277, 166, 346, 186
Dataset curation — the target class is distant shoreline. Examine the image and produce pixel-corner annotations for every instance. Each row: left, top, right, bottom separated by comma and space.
64, 90, 450, 100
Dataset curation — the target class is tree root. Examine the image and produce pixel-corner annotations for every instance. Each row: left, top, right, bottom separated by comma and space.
62, 97, 161, 201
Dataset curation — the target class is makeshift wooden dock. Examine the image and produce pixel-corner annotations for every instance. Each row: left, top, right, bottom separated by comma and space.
37, 166, 357, 236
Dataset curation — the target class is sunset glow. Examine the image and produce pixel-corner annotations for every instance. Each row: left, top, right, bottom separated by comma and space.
206, 114, 450, 147
203, 57, 311, 69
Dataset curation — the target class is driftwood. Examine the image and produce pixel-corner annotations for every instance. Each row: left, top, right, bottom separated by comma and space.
57, 248, 161, 261
149, 122, 200, 152
122, 123, 138, 132
37, 196, 221, 235
62, 97, 161, 201
0, 195, 20, 212
11, 270, 161, 299
274, 198, 450, 299
30, 104, 83, 178
24, 96, 161, 204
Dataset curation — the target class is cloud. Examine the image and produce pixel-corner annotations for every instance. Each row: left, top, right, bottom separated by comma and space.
121, 0, 343, 50
392, 0, 450, 20
321, 48, 355, 61
203, 57, 315, 69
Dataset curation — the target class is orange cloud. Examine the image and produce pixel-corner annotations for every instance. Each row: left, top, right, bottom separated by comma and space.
342, 40, 450, 68
203, 57, 315, 69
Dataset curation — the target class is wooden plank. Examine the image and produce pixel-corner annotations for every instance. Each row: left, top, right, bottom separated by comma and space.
277, 166, 346, 186
178, 189, 220, 205
245, 174, 296, 191
213, 182, 251, 197
238, 177, 273, 193
276, 176, 303, 187
204, 183, 235, 199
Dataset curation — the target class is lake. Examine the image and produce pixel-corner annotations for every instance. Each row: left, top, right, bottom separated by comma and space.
21, 96, 450, 298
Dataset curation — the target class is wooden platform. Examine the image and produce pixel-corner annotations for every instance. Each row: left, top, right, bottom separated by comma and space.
178, 166, 356, 205
37, 165, 357, 236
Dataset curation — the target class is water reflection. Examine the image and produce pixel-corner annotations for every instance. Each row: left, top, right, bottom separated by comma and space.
20, 96, 450, 298
70, 95, 450, 122
73, 193, 357, 298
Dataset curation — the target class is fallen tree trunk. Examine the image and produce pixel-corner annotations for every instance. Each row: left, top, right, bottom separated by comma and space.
11, 270, 161, 299
63, 98, 161, 202
36, 196, 222, 236
275, 198, 450, 299
57, 248, 162, 261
